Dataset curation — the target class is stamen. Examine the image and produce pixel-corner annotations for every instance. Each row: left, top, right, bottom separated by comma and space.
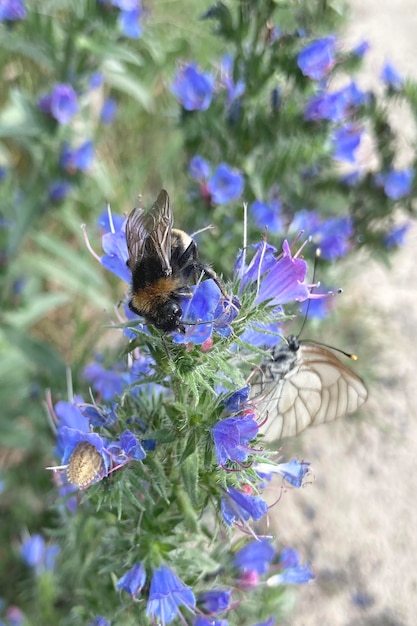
106, 203, 115, 234
81, 224, 101, 263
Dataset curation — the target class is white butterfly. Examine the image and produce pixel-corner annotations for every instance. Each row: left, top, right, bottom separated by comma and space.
250, 335, 368, 440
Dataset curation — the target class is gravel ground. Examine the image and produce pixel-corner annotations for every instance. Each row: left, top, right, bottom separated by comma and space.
270, 3, 417, 625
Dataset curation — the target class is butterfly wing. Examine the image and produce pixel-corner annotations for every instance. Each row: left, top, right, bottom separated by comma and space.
252, 342, 368, 440
126, 189, 173, 274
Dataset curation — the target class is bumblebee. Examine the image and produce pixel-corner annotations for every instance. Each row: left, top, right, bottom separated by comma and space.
126, 189, 227, 333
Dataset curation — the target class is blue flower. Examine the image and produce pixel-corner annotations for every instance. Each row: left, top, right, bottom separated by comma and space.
21, 534, 60, 576
106, 430, 146, 464
305, 82, 365, 123
48, 180, 72, 203
60, 140, 94, 173
117, 562, 146, 596
382, 168, 413, 200
219, 54, 245, 106
332, 123, 363, 163
55, 400, 90, 458
194, 619, 228, 626
207, 163, 244, 204
198, 589, 231, 613
83, 361, 127, 401
100, 225, 131, 283
233, 539, 275, 575
221, 486, 268, 527
173, 279, 222, 345
313, 216, 353, 260
256, 459, 310, 488
255, 240, 310, 306
212, 414, 258, 466
297, 36, 336, 80
97, 208, 125, 234
171, 63, 215, 111
88, 618, 111, 626
100, 98, 117, 124
352, 40, 369, 58
146, 566, 196, 624
90, 72, 104, 89
212, 296, 240, 338
38, 84, 79, 125
289, 209, 320, 235
189, 155, 211, 181
79, 403, 118, 428
267, 547, 314, 585
119, 6, 142, 38
249, 199, 283, 234
381, 62, 403, 90
222, 386, 251, 414
235, 241, 278, 290
383, 222, 411, 248
0, 0, 26, 21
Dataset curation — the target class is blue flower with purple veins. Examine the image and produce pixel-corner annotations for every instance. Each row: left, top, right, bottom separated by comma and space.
221, 486, 268, 527
21, 534, 60, 577
117, 562, 146, 596
233, 539, 275, 575
207, 163, 244, 204
297, 36, 336, 80
173, 279, 222, 345
100, 98, 117, 123
313, 216, 353, 260
383, 222, 411, 248
189, 155, 211, 181
198, 589, 231, 613
48, 181, 72, 203
255, 240, 310, 306
171, 63, 215, 111
267, 547, 314, 586
0, 0, 26, 21
332, 123, 363, 163
212, 414, 259, 466
250, 199, 283, 234
381, 62, 403, 90
146, 566, 196, 624
60, 140, 94, 172
382, 168, 413, 200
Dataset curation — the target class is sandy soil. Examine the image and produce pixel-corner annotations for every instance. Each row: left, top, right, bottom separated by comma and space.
271, 3, 417, 625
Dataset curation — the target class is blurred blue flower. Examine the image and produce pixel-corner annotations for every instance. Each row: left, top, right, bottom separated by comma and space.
198, 589, 231, 613
381, 62, 403, 90
55, 399, 90, 433
101, 227, 131, 283
267, 547, 314, 585
256, 459, 311, 488
89, 72, 104, 89
21, 534, 60, 577
313, 216, 353, 260
80, 403, 118, 428
117, 562, 146, 596
0, 0, 26, 21
382, 168, 413, 200
332, 123, 363, 163
5, 606, 25, 626
38, 84, 79, 125
146, 566, 196, 624
212, 414, 258, 466
352, 40, 369, 58
305, 82, 365, 123
48, 180, 72, 203
60, 140, 94, 173
100, 98, 117, 123
249, 199, 283, 234
221, 486, 268, 527
220, 54, 245, 105
194, 619, 228, 626
88, 618, 111, 626
119, 6, 142, 38
233, 539, 275, 575
189, 155, 211, 181
207, 163, 244, 204
289, 209, 320, 235
171, 63, 215, 111
383, 222, 411, 248
299, 291, 331, 319
297, 36, 336, 80
83, 361, 127, 401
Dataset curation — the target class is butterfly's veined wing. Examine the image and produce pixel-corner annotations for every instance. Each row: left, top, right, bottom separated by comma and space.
251, 340, 368, 440
126, 189, 173, 275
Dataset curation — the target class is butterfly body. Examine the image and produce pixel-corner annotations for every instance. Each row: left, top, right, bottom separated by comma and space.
252, 335, 368, 440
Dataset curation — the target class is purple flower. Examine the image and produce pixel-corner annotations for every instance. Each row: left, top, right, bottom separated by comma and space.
189, 155, 211, 181
221, 486, 268, 527
305, 82, 365, 123
60, 140, 94, 172
117, 562, 146, 596
212, 415, 258, 466
313, 216, 353, 260
212, 296, 240, 338
80, 403, 118, 428
173, 279, 222, 345
236, 241, 278, 290
171, 63, 215, 111
194, 619, 228, 626
21, 534, 60, 576
267, 547, 314, 586
383, 222, 411, 248
256, 459, 311, 488
382, 168, 413, 200
0, 0, 26, 21
119, 6, 142, 38
207, 163, 244, 204
106, 430, 146, 465
332, 123, 363, 163
48, 180, 72, 203
219, 54, 245, 105
100, 98, 117, 124
255, 240, 310, 306
250, 199, 283, 234
297, 36, 336, 80
38, 84, 79, 125
146, 566, 196, 624
381, 62, 403, 90
198, 589, 231, 613
233, 539, 275, 575
222, 385, 251, 415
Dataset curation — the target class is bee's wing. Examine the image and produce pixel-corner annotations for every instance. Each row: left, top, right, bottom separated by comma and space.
126, 189, 173, 274
252, 343, 368, 441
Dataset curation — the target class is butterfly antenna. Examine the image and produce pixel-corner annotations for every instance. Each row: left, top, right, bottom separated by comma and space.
296, 247, 321, 339
303, 339, 359, 361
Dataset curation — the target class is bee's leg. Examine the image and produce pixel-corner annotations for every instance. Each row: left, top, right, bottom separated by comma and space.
197, 262, 229, 299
